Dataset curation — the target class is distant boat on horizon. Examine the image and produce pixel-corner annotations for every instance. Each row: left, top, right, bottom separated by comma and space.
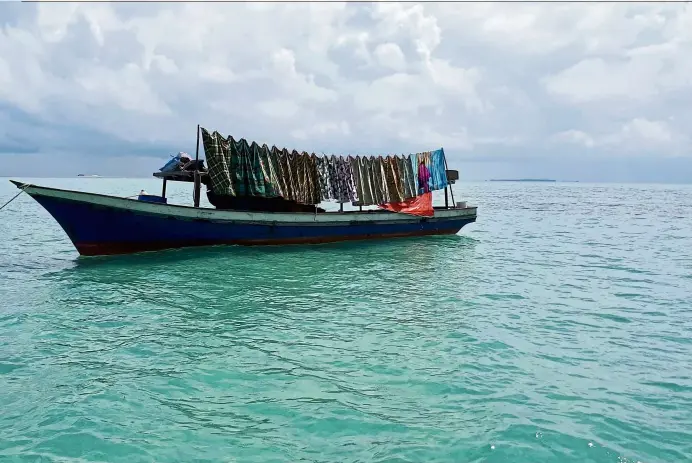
77, 174, 101, 178
488, 178, 556, 182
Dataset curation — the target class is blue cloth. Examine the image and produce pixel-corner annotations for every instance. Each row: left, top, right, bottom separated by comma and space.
411, 155, 419, 195
159, 154, 181, 172
429, 148, 448, 191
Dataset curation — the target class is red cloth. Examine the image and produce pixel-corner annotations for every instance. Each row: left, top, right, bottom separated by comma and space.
378, 192, 434, 217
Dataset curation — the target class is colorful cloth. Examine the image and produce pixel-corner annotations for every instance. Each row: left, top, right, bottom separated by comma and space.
201, 128, 235, 196
368, 157, 385, 204
379, 191, 433, 217
350, 156, 363, 206
352, 156, 375, 206
314, 155, 331, 201
361, 156, 375, 206
417, 152, 432, 194
399, 155, 416, 200
429, 148, 448, 191
383, 156, 405, 203
334, 156, 356, 203
294, 151, 320, 205
201, 127, 449, 206
258, 144, 279, 198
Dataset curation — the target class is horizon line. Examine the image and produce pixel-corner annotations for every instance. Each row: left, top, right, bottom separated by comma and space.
2, 176, 691, 186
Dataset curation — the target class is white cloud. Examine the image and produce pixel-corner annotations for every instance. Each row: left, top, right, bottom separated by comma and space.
552, 130, 596, 149
373, 43, 406, 71
603, 118, 682, 153
0, 1, 692, 181
257, 99, 302, 121
553, 118, 686, 156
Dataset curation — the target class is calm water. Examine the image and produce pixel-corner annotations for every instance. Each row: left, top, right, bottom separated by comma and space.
1, 178, 691, 463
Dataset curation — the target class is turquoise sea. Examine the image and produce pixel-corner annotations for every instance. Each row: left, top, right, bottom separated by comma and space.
0, 178, 691, 463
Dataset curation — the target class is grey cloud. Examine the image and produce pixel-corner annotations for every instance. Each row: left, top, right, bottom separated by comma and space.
0, 2, 691, 182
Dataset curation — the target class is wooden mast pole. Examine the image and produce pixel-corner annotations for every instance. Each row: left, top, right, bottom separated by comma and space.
442, 148, 456, 207
193, 124, 201, 208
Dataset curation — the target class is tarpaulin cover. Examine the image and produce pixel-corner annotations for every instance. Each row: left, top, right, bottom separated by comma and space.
378, 192, 434, 217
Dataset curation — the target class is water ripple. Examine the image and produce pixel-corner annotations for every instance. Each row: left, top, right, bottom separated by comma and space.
1, 179, 691, 462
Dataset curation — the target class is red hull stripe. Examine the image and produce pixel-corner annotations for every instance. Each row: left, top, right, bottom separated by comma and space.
75, 228, 461, 256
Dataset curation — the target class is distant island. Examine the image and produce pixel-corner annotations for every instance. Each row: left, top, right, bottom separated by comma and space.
488, 178, 557, 182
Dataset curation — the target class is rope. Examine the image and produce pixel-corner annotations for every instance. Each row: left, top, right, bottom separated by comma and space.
0, 185, 142, 213
0, 184, 30, 212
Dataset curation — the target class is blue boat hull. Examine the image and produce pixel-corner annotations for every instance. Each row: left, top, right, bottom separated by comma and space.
14, 181, 477, 256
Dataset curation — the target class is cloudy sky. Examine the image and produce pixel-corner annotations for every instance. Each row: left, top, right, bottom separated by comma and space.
1, 1, 691, 182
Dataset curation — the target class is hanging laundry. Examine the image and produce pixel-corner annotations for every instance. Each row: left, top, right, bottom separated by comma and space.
383, 156, 405, 203
296, 151, 320, 205
309, 154, 322, 204
265, 146, 284, 198
294, 151, 308, 204
330, 156, 356, 203
429, 148, 449, 191
201, 127, 450, 207
257, 144, 279, 198
247, 141, 273, 197
370, 157, 386, 204
399, 155, 416, 200
228, 138, 253, 196
271, 147, 288, 200
360, 156, 375, 206
352, 156, 374, 206
279, 149, 295, 202
326, 155, 339, 201
393, 156, 406, 200
350, 156, 364, 206
416, 151, 432, 194
201, 128, 234, 196
314, 154, 331, 201
410, 155, 418, 198
362, 157, 374, 204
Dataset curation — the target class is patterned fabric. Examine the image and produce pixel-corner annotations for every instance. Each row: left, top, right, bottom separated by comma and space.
326, 155, 339, 200
293, 151, 321, 205
359, 156, 374, 206
350, 156, 363, 206
410, 154, 418, 196
429, 148, 449, 191
287, 150, 301, 202
258, 144, 278, 198
229, 138, 264, 197
417, 151, 432, 194
329, 155, 356, 203
314, 155, 331, 201
274, 147, 292, 201
371, 157, 387, 204
383, 156, 405, 203
400, 155, 417, 200
266, 147, 284, 198
201, 127, 449, 207
201, 128, 235, 196
294, 152, 308, 204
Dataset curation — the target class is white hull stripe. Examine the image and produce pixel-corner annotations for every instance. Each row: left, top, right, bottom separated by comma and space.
21, 183, 478, 225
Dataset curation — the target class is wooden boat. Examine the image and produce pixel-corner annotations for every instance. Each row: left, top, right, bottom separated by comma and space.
8, 127, 477, 257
